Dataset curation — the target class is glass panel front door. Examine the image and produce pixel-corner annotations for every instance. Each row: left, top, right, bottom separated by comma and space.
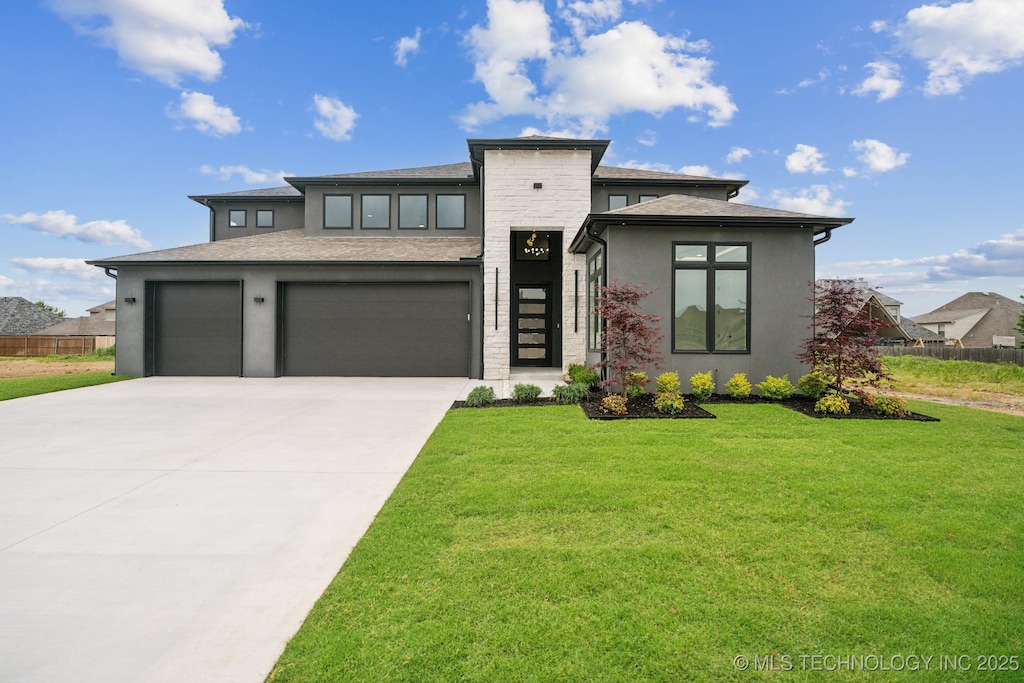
514, 285, 550, 365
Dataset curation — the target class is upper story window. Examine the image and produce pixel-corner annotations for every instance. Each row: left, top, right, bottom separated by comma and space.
228, 210, 246, 227
436, 194, 466, 229
399, 195, 427, 229
256, 210, 274, 228
639, 194, 659, 203
361, 195, 390, 229
608, 195, 628, 210
673, 242, 750, 353
324, 195, 352, 229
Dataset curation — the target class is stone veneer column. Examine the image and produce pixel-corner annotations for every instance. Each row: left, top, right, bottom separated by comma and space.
482, 149, 592, 380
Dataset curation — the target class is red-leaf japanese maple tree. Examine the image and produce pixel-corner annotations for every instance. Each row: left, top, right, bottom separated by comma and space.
595, 280, 664, 395
798, 279, 892, 392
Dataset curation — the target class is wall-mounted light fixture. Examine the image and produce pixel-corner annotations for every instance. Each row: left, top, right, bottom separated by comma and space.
533, 182, 543, 189
253, 296, 265, 304
123, 297, 136, 304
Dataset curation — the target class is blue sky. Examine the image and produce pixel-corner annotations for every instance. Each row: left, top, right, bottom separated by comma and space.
2, 0, 1023, 317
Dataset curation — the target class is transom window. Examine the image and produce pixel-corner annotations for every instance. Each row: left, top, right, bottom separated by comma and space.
399, 195, 428, 229
228, 210, 246, 227
673, 242, 750, 353
436, 194, 465, 229
324, 195, 352, 229
256, 210, 274, 228
361, 195, 390, 229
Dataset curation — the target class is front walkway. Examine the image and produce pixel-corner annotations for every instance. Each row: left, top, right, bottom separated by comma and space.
0, 376, 468, 683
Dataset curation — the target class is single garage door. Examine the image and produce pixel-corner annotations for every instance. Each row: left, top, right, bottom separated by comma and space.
280, 282, 471, 376
148, 281, 242, 376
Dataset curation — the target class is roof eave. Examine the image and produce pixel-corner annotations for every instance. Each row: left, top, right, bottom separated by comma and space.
467, 137, 611, 176
88, 258, 482, 268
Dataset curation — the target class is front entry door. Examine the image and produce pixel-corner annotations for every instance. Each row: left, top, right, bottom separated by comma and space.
513, 284, 551, 366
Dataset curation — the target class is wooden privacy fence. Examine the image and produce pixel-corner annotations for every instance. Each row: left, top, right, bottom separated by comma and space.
876, 345, 1024, 367
0, 335, 115, 357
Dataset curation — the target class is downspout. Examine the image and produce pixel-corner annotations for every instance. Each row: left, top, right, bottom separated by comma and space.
813, 228, 832, 247
585, 221, 609, 381
102, 267, 117, 280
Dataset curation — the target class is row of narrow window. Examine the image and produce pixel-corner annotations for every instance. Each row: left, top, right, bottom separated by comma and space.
324, 194, 465, 230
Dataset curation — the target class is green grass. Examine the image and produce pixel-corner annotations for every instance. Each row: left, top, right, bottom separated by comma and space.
884, 355, 1024, 397
0, 371, 131, 401
0, 348, 115, 363
269, 403, 1024, 682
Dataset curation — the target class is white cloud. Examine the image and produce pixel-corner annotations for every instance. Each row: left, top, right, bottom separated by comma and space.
842, 167, 859, 178
785, 144, 829, 174
725, 146, 751, 164
312, 94, 359, 141
637, 129, 657, 146
617, 159, 673, 173
395, 27, 422, 67
170, 91, 241, 136
10, 257, 105, 281
49, 0, 246, 86
894, 0, 1024, 95
851, 139, 910, 173
461, 0, 735, 135
1, 210, 150, 248
852, 60, 903, 101
679, 164, 712, 176
200, 164, 291, 185
771, 185, 851, 217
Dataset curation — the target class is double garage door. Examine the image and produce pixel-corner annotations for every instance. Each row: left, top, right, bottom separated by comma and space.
148, 281, 471, 377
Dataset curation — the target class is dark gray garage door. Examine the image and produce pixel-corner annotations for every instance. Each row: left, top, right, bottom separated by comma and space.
280, 282, 471, 376
148, 281, 242, 376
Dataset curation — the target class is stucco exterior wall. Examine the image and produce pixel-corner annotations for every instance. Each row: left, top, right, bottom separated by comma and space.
590, 184, 728, 212
112, 263, 482, 378
302, 184, 482, 237
481, 149, 592, 380
210, 200, 305, 241
603, 224, 816, 392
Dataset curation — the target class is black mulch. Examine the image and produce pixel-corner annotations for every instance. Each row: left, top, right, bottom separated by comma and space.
452, 392, 938, 421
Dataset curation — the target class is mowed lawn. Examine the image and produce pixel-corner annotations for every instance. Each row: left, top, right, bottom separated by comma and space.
270, 402, 1024, 682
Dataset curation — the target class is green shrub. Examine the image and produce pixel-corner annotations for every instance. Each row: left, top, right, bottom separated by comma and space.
655, 371, 680, 393
872, 394, 908, 418
567, 363, 600, 389
814, 393, 850, 415
552, 382, 589, 405
797, 371, 829, 399
689, 371, 715, 401
756, 374, 795, 400
465, 385, 496, 407
512, 383, 542, 403
654, 391, 685, 415
724, 372, 752, 398
600, 394, 628, 415
95, 344, 116, 358
625, 371, 649, 398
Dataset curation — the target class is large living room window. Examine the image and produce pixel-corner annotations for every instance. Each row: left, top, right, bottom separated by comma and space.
324, 195, 352, 229
361, 195, 390, 229
399, 195, 428, 229
673, 242, 750, 353
436, 194, 465, 229
587, 250, 603, 351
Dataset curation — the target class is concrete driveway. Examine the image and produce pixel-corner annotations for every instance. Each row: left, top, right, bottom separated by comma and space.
0, 376, 469, 683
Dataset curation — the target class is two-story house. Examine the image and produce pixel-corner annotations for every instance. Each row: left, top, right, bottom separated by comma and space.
89, 136, 853, 385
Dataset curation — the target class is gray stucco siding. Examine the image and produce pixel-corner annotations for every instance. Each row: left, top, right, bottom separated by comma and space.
596, 225, 814, 391
209, 200, 305, 241
303, 184, 482, 237
590, 184, 729, 213
112, 263, 483, 378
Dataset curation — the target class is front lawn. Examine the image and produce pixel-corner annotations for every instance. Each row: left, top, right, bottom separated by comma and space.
0, 371, 131, 401
270, 402, 1024, 682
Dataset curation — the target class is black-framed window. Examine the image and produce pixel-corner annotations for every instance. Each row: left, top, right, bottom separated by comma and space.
436, 194, 465, 229
639, 194, 659, 203
399, 195, 428, 229
673, 242, 750, 353
256, 210, 274, 228
228, 209, 246, 227
324, 194, 352, 229
608, 195, 628, 210
361, 195, 390, 229
587, 250, 604, 351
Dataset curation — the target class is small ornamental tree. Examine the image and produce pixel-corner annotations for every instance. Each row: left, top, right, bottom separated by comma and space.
595, 280, 664, 396
797, 279, 892, 393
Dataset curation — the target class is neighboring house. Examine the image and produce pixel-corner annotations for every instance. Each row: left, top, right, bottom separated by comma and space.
811, 282, 909, 344
36, 300, 117, 336
0, 297, 64, 334
911, 292, 1024, 348
89, 136, 853, 382
862, 287, 945, 346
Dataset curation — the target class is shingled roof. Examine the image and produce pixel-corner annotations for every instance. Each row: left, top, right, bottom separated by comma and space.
0, 297, 65, 334
88, 229, 482, 265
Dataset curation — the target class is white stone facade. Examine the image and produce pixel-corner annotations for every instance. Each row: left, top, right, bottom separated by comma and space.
482, 149, 592, 380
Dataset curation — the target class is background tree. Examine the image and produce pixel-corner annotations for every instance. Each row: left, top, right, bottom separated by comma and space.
34, 300, 66, 318
797, 279, 891, 393
595, 280, 664, 395
1016, 295, 1024, 346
